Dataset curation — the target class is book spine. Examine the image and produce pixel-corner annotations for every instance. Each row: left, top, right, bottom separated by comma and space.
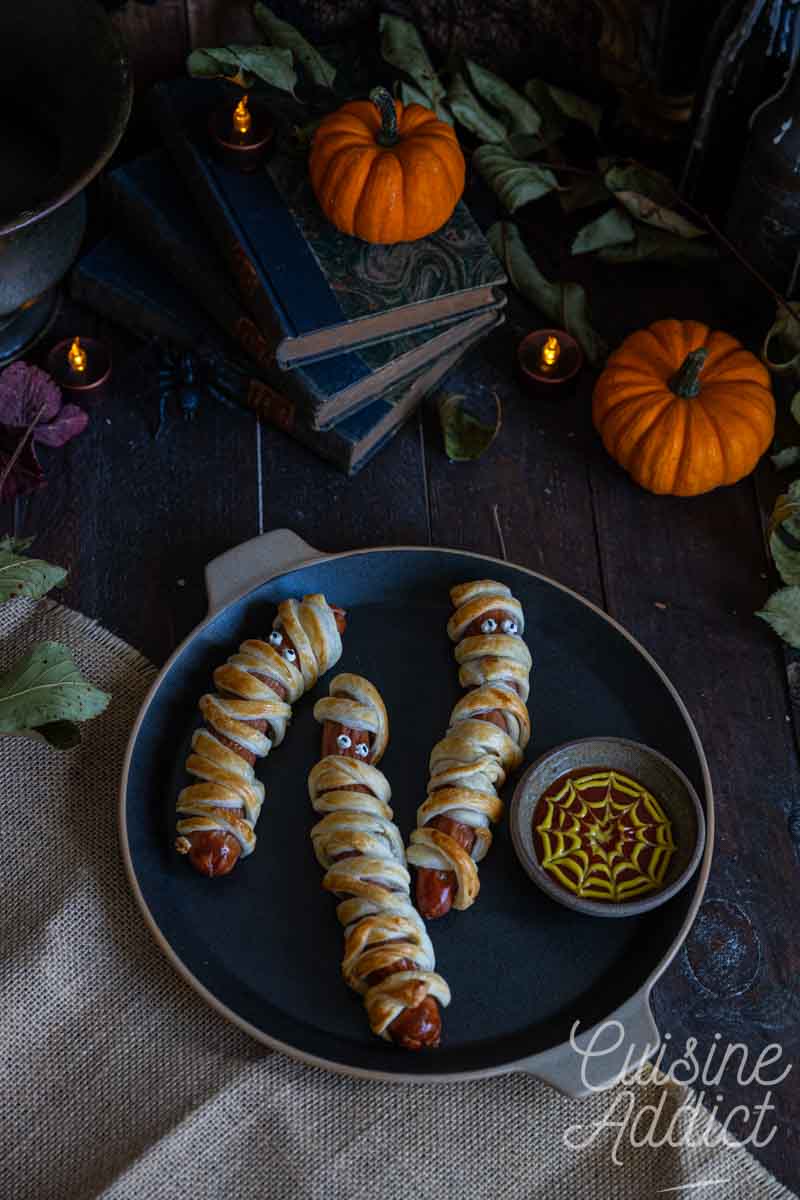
148, 86, 291, 359
107, 175, 277, 375
71, 263, 356, 473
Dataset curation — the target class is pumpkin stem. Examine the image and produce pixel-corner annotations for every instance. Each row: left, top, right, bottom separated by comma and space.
668, 347, 708, 398
370, 86, 399, 147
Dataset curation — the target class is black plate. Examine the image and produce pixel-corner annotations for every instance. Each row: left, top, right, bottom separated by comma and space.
122, 548, 711, 1078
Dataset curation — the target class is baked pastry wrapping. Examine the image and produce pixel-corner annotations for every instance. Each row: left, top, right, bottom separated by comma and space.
407, 580, 533, 915
175, 593, 344, 876
309, 673, 450, 1046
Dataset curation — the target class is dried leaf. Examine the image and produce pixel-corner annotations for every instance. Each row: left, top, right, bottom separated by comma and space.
604, 164, 706, 238
474, 145, 558, 212
756, 586, 800, 649
572, 208, 636, 254
0, 362, 61, 427
488, 221, 608, 366
768, 480, 800, 585
187, 44, 297, 96
33, 404, 89, 448
792, 393, 800, 425
465, 60, 541, 135
0, 641, 110, 742
762, 302, 800, 376
252, 2, 335, 88
0, 544, 66, 602
598, 227, 718, 264
547, 84, 602, 135
447, 74, 508, 143
771, 446, 800, 470
397, 80, 453, 121
0, 427, 44, 504
523, 80, 568, 145
379, 14, 445, 110
439, 392, 501, 461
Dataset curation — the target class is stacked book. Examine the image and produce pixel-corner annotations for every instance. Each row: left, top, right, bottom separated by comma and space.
73, 78, 506, 473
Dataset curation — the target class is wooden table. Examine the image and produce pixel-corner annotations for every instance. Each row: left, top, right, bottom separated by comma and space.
4, 156, 800, 1195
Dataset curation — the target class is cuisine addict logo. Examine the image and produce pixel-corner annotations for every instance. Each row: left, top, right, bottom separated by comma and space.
562, 1020, 792, 1172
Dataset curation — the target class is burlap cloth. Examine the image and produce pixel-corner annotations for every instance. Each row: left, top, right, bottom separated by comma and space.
0, 597, 796, 1200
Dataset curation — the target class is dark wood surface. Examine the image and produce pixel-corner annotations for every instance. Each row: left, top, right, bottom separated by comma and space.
7, 35, 800, 1189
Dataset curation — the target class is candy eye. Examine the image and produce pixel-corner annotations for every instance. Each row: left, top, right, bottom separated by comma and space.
355, 742, 370, 758
268, 630, 282, 646
481, 618, 498, 633
282, 647, 296, 662
501, 618, 518, 635
336, 733, 352, 750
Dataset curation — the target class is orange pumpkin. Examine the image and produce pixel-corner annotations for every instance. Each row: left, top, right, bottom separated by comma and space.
309, 87, 465, 244
592, 319, 775, 496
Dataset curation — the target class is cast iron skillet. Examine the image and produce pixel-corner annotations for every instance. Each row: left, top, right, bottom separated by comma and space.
120, 530, 714, 1092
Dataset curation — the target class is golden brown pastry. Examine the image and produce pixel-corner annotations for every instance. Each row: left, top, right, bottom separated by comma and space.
175, 594, 345, 877
407, 580, 533, 917
309, 673, 450, 1047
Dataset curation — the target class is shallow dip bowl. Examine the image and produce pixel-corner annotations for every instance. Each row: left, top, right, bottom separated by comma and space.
510, 737, 706, 919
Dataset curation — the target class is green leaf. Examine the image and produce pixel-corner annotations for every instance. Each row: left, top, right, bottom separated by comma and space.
488, 221, 608, 366
474, 145, 558, 212
233, 45, 297, 95
0, 535, 35, 553
379, 14, 446, 109
572, 208, 636, 254
0, 545, 66, 602
252, 2, 335, 88
792, 393, 800, 425
447, 74, 508, 143
762, 302, 800, 376
523, 80, 568, 145
439, 392, 502, 461
547, 84, 602, 135
0, 641, 110, 740
507, 132, 545, 159
768, 479, 800, 585
465, 60, 541, 135
598, 227, 718, 264
604, 164, 706, 238
397, 80, 453, 121
756, 586, 800, 649
771, 446, 800, 470
559, 173, 609, 213
186, 44, 297, 95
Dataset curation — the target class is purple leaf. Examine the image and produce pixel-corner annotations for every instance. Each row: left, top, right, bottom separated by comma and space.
0, 426, 45, 503
0, 362, 62, 427
33, 403, 89, 447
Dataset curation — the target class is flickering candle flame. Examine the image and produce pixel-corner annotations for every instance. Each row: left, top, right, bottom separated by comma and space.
233, 94, 251, 137
539, 335, 561, 374
68, 337, 87, 374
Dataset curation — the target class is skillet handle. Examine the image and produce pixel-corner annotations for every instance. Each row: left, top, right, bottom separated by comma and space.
205, 529, 323, 615
515, 992, 659, 1098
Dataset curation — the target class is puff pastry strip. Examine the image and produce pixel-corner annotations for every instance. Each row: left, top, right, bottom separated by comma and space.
406, 580, 533, 916
310, 674, 450, 1047
175, 593, 344, 877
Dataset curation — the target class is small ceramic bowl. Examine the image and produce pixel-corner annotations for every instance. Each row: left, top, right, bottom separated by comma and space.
510, 737, 706, 918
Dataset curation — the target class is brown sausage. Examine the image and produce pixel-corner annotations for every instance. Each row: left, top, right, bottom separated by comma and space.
183, 602, 346, 877
323, 717, 442, 1050
413, 604, 523, 916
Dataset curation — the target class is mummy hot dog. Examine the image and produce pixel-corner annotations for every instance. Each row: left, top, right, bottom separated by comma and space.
407, 580, 532, 918
175, 594, 345, 877
309, 674, 450, 1048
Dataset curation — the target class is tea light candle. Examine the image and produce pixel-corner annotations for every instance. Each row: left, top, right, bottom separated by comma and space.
208, 92, 274, 173
46, 335, 112, 398
517, 328, 583, 397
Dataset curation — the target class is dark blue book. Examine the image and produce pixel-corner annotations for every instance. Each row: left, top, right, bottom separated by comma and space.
106, 145, 503, 430
70, 235, 501, 475
148, 79, 505, 371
